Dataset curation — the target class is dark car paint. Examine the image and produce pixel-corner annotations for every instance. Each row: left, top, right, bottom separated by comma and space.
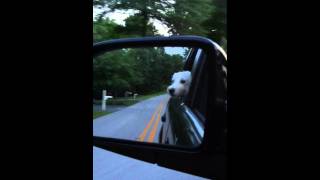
160, 97, 202, 147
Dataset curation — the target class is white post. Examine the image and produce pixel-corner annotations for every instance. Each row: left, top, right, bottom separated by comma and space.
133, 93, 138, 100
102, 90, 106, 111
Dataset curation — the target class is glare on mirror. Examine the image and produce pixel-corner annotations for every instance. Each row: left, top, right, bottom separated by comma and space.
93, 46, 206, 148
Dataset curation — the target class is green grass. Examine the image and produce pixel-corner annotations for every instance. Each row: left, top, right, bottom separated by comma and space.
93, 91, 166, 120
135, 91, 166, 101
93, 91, 166, 106
93, 111, 111, 119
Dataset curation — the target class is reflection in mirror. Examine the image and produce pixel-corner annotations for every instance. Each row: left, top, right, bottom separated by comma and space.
93, 46, 206, 148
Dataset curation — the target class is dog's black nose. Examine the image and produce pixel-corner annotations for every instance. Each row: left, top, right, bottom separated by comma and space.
169, 88, 175, 95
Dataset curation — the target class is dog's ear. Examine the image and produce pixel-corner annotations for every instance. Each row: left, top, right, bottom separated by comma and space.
185, 71, 192, 84
182, 71, 191, 80
172, 72, 178, 81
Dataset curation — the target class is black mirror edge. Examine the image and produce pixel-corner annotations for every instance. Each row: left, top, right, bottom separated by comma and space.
93, 35, 220, 57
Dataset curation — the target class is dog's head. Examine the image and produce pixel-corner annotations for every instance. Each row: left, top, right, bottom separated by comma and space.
167, 71, 192, 97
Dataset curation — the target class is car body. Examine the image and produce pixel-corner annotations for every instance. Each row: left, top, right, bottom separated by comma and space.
159, 47, 227, 148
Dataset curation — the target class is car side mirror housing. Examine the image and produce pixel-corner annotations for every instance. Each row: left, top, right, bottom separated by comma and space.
93, 35, 227, 180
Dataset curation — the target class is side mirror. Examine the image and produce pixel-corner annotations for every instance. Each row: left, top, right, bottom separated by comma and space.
93, 36, 227, 179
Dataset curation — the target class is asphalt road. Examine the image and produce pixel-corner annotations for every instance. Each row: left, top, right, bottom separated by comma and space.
93, 94, 169, 143
93, 95, 208, 180
93, 104, 126, 113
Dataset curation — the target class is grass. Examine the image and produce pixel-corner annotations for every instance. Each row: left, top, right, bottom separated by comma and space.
93, 91, 166, 106
93, 91, 166, 120
93, 111, 111, 119
135, 91, 166, 101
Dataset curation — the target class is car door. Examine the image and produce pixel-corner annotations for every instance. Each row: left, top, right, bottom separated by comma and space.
160, 48, 207, 147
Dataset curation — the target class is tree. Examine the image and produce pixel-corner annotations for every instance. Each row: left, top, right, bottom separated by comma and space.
92, 0, 227, 97
165, 0, 213, 36
94, 0, 215, 37
93, 49, 139, 98
127, 47, 185, 93
93, 18, 124, 42
202, 0, 227, 49
93, 47, 186, 98
117, 15, 159, 37
93, 0, 171, 36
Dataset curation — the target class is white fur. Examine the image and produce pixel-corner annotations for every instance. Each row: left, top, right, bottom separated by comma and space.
167, 71, 192, 97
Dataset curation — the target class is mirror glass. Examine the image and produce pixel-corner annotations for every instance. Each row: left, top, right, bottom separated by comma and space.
93, 46, 208, 148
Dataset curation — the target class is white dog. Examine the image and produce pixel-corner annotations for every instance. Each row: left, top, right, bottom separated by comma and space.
167, 71, 192, 97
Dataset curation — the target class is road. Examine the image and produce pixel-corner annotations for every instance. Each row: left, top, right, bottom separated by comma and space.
93, 95, 208, 180
93, 94, 169, 143
93, 104, 126, 113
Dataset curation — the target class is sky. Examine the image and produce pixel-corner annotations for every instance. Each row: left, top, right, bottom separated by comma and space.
164, 47, 188, 57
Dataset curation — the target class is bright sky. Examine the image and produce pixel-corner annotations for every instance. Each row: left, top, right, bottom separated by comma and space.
93, 7, 170, 36
164, 47, 188, 57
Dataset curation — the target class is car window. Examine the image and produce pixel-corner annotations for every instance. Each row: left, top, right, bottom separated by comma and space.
162, 49, 208, 147
185, 51, 208, 123
191, 54, 208, 122
183, 48, 198, 71
166, 50, 207, 146
183, 49, 202, 104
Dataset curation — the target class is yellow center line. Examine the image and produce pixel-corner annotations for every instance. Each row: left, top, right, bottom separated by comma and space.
147, 102, 165, 143
137, 101, 162, 142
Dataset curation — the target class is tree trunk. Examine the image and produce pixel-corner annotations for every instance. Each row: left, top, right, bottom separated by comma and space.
142, 0, 149, 36
142, 12, 148, 36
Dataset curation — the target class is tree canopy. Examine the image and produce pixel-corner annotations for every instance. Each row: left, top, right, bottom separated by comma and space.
93, 0, 226, 99
93, 0, 227, 46
93, 47, 186, 99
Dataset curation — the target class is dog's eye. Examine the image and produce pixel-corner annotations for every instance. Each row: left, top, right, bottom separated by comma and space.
180, 80, 186, 84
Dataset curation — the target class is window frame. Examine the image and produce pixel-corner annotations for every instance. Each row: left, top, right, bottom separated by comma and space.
181, 49, 208, 141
